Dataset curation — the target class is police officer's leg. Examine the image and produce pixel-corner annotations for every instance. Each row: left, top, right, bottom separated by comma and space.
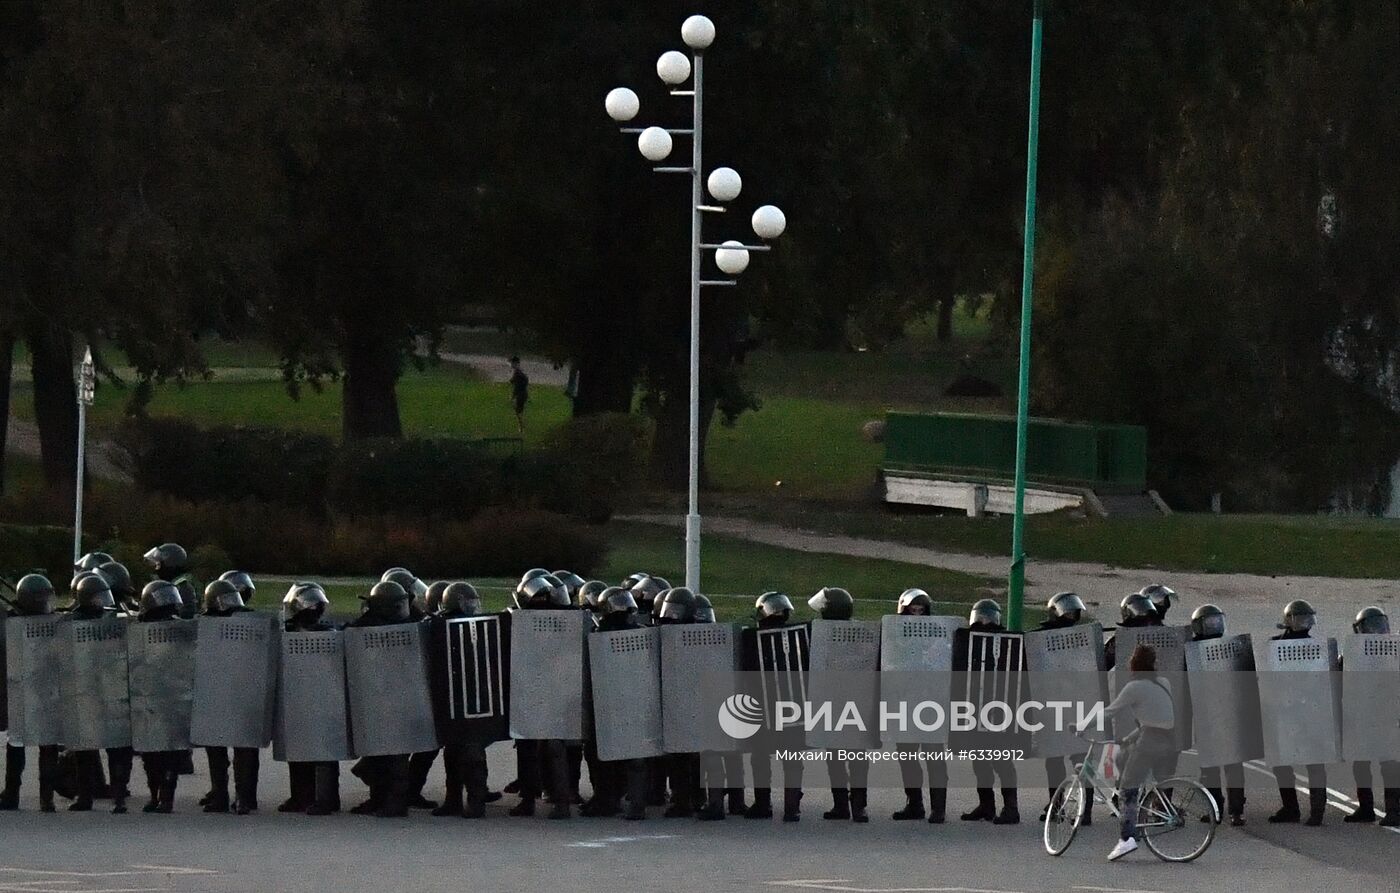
462, 745, 489, 818
1269, 764, 1301, 822
406, 749, 440, 809
927, 756, 948, 823
0, 743, 23, 808
106, 747, 133, 814
664, 754, 696, 817
848, 757, 870, 823
308, 762, 341, 815
375, 753, 412, 818
510, 740, 540, 816
1224, 762, 1246, 822
962, 761, 997, 821
1042, 757, 1066, 819
70, 750, 99, 811
1345, 761, 1376, 823
823, 757, 851, 820
283, 762, 313, 812
723, 751, 746, 813
36, 745, 60, 812
1304, 763, 1327, 826
153, 751, 179, 813
1379, 760, 1400, 827
580, 735, 613, 816
622, 759, 649, 820
893, 747, 924, 819
992, 759, 1019, 824
204, 747, 230, 812
745, 748, 773, 818
543, 739, 572, 819
781, 754, 804, 822
432, 743, 465, 817
1200, 763, 1224, 820
566, 742, 585, 803
232, 747, 259, 813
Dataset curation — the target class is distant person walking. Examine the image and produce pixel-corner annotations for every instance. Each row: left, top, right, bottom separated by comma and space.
509, 356, 529, 433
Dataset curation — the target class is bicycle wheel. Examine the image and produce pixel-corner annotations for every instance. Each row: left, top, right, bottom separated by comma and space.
1139, 778, 1217, 862
1043, 778, 1085, 856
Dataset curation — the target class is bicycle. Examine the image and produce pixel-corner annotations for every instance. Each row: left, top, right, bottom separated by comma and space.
1043, 736, 1218, 862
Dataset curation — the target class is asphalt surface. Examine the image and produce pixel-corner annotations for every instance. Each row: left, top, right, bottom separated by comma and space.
0, 745, 1393, 893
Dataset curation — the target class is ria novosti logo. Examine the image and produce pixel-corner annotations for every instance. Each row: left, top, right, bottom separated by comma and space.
717, 693, 764, 739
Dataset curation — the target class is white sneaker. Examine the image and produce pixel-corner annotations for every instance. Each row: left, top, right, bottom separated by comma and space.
1107, 838, 1138, 861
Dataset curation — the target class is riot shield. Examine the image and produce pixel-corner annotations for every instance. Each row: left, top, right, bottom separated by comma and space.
745, 625, 810, 731
1184, 633, 1263, 767
190, 613, 278, 748
589, 627, 663, 760
344, 623, 438, 757
879, 615, 960, 745
6, 615, 65, 746
660, 622, 740, 754
127, 619, 197, 752
509, 610, 587, 740
61, 617, 131, 749
806, 619, 880, 749
1024, 623, 1106, 758
273, 629, 353, 762
1341, 633, 1400, 762
1112, 625, 1192, 750
429, 614, 509, 746
951, 628, 1029, 752
1254, 637, 1341, 766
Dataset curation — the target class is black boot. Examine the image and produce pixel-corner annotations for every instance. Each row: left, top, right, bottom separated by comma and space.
0, 746, 23, 810
727, 788, 746, 815
1304, 788, 1326, 826
1380, 789, 1399, 827
822, 788, 850, 821
892, 787, 925, 820
1227, 787, 1246, 825
1268, 787, 1300, 823
928, 787, 946, 824
850, 788, 869, 824
432, 790, 464, 817
961, 787, 996, 821
697, 789, 726, 821
142, 783, 162, 813
1344, 788, 1375, 823
782, 788, 802, 822
744, 788, 773, 819
38, 781, 55, 814
992, 787, 1020, 825
203, 790, 230, 813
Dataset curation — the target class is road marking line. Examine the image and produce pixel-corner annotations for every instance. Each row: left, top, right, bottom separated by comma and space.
766, 881, 1026, 893
566, 833, 678, 849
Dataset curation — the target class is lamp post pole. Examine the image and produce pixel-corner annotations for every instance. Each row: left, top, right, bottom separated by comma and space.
1008, 0, 1045, 631
685, 51, 704, 595
74, 346, 94, 564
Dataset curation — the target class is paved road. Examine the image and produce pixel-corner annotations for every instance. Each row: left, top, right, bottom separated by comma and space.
0, 745, 1392, 892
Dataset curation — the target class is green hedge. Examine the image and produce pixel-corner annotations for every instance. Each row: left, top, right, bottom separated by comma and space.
0, 523, 86, 586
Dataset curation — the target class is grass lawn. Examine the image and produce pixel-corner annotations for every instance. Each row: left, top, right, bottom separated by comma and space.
725, 498, 1400, 579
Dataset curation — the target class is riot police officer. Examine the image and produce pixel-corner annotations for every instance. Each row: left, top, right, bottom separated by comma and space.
1138, 584, 1175, 622
1036, 591, 1095, 825
143, 543, 197, 618
806, 587, 870, 823
1104, 592, 1160, 670
1267, 599, 1328, 825
280, 583, 341, 816
1189, 604, 1247, 825
742, 592, 807, 822
629, 575, 669, 627
219, 571, 256, 607
75, 551, 114, 573
654, 587, 703, 818
64, 572, 130, 813
134, 580, 187, 812
584, 589, 651, 820
97, 561, 138, 615
579, 580, 609, 627
1343, 606, 1398, 827
379, 568, 441, 810
553, 571, 586, 606
956, 598, 1021, 825
424, 581, 449, 616
427, 582, 494, 818
0, 574, 61, 812
347, 581, 421, 818
694, 595, 747, 820
887, 588, 949, 823
197, 579, 261, 814
510, 574, 574, 819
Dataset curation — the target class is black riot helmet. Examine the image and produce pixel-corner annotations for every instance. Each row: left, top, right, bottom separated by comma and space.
74, 551, 114, 573
441, 582, 482, 617
649, 576, 673, 591
897, 588, 933, 616
1120, 593, 1158, 625
138, 580, 184, 618
14, 574, 57, 615
600, 587, 639, 621
968, 598, 1003, 629
283, 582, 329, 623
143, 543, 189, 579
579, 580, 609, 613
755, 592, 794, 628
1353, 606, 1390, 635
381, 568, 428, 610
808, 587, 854, 621
425, 581, 450, 615
620, 572, 650, 590
219, 570, 255, 605
657, 587, 699, 624
1046, 591, 1086, 624
519, 568, 550, 591
202, 579, 246, 615
518, 575, 570, 609
552, 571, 586, 604
1138, 584, 1175, 620
1281, 599, 1316, 634
72, 572, 116, 612
630, 575, 668, 614
541, 574, 571, 607
363, 580, 411, 622
97, 561, 135, 597
693, 594, 716, 624
1190, 603, 1227, 640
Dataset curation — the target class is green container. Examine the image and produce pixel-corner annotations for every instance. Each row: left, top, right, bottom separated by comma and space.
883, 411, 1146, 490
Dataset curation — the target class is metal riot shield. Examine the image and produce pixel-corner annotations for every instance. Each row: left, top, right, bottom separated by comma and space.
344, 623, 438, 757
6, 615, 65, 745
0, 613, 7, 732
190, 613, 278, 748
806, 619, 881, 749
879, 615, 961, 745
61, 617, 132, 749
1254, 637, 1341, 766
589, 627, 663, 760
1341, 633, 1400, 762
273, 630, 353, 763
127, 619, 197, 752
661, 622, 740, 754
509, 610, 587, 740
1023, 623, 1106, 758
951, 628, 1030, 752
1185, 634, 1263, 767
746, 625, 810, 732
430, 615, 509, 746
1112, 625, 1192, 750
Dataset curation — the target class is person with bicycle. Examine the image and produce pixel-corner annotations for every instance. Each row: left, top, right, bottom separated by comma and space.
1100, 643, 1177, 861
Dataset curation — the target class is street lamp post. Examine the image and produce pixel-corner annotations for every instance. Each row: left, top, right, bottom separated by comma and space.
606, 14, 785, 596
74, 346, 94, 564
1008, 0, 1046, 631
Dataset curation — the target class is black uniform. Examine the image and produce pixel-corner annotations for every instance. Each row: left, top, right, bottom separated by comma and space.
136, 604, 185, 813
281, 616, 342, 816
1190, 628, 1247, 823
63, 604, 134, 813
1036, 614, 1092, 824
198, 604, 262, 814
0, 607, 60, 812
584, 613, 650, 820
952, 623, 1023, 824
346, 611, 419, 818
1267, 627, 1328, 825
424, 611, 501, 818
739, 621, 808, 821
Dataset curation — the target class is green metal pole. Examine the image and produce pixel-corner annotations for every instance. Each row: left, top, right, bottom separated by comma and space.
1008, 0, 1045, 631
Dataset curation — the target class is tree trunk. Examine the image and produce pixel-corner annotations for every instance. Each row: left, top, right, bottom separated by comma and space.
341, 321, 403, 440
27, 323, 79, 489
572, 348, 636, 416
648, 390, 715, 492
0, 330, 13, 494
936, 296, 955, 342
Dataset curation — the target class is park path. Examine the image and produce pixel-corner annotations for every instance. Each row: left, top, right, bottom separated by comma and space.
3, 416, 133, 483
618, 512, 1396, 636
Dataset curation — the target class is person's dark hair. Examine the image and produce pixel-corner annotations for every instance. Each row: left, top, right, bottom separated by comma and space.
1128, 643, 1157, 672
508, 355, 521, 365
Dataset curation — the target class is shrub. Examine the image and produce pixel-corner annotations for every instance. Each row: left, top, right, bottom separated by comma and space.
326, 438, 505, 519
0, 523, 87, 586
509, 413, 647, 523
